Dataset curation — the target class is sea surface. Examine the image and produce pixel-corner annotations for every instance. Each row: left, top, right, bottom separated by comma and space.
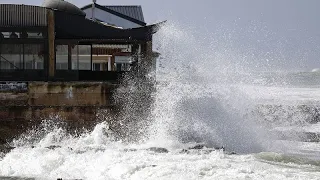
1, 23, 320, 180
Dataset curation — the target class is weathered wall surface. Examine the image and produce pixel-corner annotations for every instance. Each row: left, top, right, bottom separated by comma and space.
0, 82, 119, 144
28, 82, 114, 107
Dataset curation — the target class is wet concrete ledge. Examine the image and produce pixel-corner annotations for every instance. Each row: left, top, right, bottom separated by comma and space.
0, 81, 121, 144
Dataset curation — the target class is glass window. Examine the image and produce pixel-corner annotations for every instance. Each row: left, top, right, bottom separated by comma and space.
116, 63, 122, 72
93, 63, 101, 71
0, 44, 23, 70
102, 63, 108, 71
79, 63, 90, 70
72, 62, 78, 70
57, 45, 92, 70
115, 63, 132, 72
56, 63, 68, 70
70, 45, 92, 70
77, 45, 91, 70
36, 62, 44, 69
25, 61, 33, 69
56, 45, 68, 70
71, 45, 79, 70
24, 44, 44, 70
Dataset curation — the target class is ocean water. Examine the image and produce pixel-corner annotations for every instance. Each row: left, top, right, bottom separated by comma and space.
1, 23, 320, 180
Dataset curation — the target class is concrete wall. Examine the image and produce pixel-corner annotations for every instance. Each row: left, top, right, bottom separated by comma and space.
28, 82, 114, 107
0, 82, 119, 144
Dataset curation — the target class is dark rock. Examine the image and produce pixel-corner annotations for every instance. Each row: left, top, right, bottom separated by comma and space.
94, 148, 106, 152
147, 147, 169, 153
212, 146, 225, 151
179, 149, 190, 154
75, 150, 86, 154
0, 144, 15, 154
0, 138, 7, 145
188, 144, 206, 150
123, 148, 137, 152
46, 145, 62, 150
72, 147, 106, 154
225, 151, 237, 155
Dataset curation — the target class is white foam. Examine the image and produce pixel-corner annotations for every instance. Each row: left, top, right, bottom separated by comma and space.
1, 143, 320, 179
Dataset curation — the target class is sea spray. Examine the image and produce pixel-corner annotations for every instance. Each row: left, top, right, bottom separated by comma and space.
147, 22, 272, 153
110, 48, 157, 143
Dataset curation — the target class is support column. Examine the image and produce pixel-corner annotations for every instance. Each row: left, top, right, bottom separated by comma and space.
111, 56, 115, 71
140, 41, 153, 72
108, 56, 112, 71
146, 41, 157, 72
47, 9, 55, 79
131, 44, 139, 71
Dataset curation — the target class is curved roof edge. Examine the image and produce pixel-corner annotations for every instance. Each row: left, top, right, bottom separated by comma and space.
42, 0, 86, 17
131, 21, 167, 34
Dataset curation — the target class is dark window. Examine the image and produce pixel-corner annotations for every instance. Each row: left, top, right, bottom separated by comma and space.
0, 44, 23, 70
103, 63, 108, 71
116, 64, 122, 72
24, 44, 44, 70
56, 45, 68, 70
93, 63, 101, 71
71, 45, 79, 70
79, 63, 90, 70
36, 62, 44, 69
25, 61, 33, 69
71, 45, 91, 70
56, 63, 68, 70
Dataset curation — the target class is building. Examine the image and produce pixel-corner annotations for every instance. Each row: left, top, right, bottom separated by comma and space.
0, 0, 165, 143
0, 0, 164, 82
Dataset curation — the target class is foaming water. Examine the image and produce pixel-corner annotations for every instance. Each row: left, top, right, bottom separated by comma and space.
1, 122, 320, 180
1, 23, 320, 179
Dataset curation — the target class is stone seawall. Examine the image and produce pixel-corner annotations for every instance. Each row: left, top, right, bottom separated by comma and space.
0, 82, 119, 144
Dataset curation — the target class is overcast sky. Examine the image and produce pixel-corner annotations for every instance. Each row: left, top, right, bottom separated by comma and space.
2, 0, 320, 70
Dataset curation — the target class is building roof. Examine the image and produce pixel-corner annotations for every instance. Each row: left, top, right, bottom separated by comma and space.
43, 0, 86, 17
54, 10, 164, 42
81, 4, 146, 26
103, 6, 145, 23
0, 4, 48, 28
0, 3, 165, 42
